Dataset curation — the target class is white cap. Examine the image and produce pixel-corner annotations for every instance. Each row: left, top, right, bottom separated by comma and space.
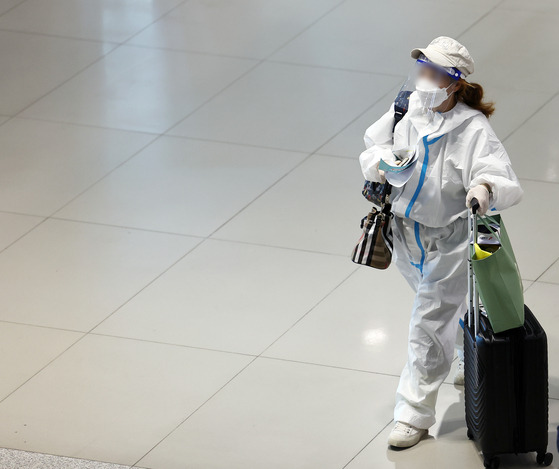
411, 36, 474, 77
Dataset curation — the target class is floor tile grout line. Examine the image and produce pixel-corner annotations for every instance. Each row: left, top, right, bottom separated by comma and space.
264, 57, 405, 77
46, 216, 207, 239
0, 317, 258, 360
518, 177, 559, 187
498, 4, 559, 16
83, 239, 206, 334
206, 236, 350, 258
122, 41, 262, 61
41, 214, 352, 259
0, 26, 121, 45
0, 208, 353, 265
531, 279, 559, 286
0, 318, 94, 335
455, 0, 506, 40
202, 151, 314, 237
515, 177, 559, 185
119, 0, 192, 46
502, 90, 559, 143
312, 82, 403, 156
62, 217, 356, 259
0, 217, 48, 257
261, 0, 349, 60
340, 419, 394, 469
256, 266, 361, 356
256, 355, 402, 380
130, 355, 260, 468
151, 132, 311, 155
531, 256, 559, 285
45, 133, 163, 219
12, 42, 122, 118
0, 115, 12, 129
87, 332, 258, 359
316, 150, 365, 159
12, 114, 160, 137
154, 60, 262, 136
118, 38, 257, 63
0, 208, 55, 218
0, 0, 28, 19
0, 331, 88, 406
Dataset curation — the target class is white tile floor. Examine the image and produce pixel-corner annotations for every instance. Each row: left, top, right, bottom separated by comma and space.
0, 0, 557, 468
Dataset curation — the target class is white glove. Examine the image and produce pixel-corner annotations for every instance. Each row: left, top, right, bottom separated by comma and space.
379, 169, 386, 183
359, 147, 391, 184
466, 185, 490, 215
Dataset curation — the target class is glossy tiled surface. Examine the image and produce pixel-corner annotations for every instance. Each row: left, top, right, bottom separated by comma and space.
0, 1, 558, 468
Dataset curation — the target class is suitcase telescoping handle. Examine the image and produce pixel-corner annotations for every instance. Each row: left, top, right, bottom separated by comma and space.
468, 198, 481, 338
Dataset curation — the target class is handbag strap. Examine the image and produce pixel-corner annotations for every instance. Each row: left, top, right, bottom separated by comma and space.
381, 182, 391, 206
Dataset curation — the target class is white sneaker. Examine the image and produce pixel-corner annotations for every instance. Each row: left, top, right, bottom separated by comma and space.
454, 359, 465, 386
387, 421, 427, 448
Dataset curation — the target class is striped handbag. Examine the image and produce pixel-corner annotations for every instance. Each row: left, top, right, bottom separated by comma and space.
352, 88, 407, 269
351, 192, 393, 269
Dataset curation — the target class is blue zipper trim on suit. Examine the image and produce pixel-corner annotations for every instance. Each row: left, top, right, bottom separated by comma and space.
405, 134, 444, 274
405, 134, 444, 218
410, 221, 426, 273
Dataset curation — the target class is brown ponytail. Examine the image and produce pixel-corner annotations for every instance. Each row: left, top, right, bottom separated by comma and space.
455, 80, 495, 118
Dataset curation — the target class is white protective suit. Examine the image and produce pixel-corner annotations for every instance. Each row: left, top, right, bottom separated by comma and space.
359, 91, 523, 429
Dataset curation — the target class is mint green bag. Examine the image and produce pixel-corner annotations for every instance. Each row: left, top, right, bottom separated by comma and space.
471, 214, 524, 333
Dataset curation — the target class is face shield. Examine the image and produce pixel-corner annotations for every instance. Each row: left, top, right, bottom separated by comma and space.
396, 53, 464, 116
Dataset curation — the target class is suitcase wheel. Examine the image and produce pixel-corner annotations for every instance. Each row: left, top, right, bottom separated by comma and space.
483, 455, 500, 469
536, 451, 553, 466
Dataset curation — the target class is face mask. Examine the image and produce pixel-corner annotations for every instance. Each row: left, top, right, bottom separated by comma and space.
415, 77, 455, 108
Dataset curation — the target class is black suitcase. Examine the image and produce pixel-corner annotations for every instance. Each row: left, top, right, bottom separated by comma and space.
463, 200, 553, 469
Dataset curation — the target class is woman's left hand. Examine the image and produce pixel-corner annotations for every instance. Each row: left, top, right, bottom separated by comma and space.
466, 185, 490, 215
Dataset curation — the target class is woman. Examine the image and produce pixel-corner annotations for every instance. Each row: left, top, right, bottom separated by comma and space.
359, 37, 523, 448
